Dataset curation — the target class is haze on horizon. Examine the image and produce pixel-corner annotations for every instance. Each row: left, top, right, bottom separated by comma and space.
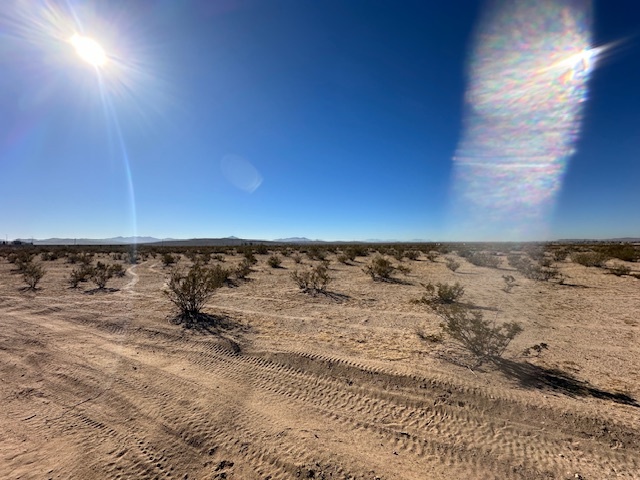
1, 0, 639, 243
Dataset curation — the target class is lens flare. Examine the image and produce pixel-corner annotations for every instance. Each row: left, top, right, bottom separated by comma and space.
449, 0, 600, 240
70, 33, 107, 67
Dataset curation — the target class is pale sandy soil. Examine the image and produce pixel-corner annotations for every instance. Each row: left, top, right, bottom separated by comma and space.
1, 250, 639, 479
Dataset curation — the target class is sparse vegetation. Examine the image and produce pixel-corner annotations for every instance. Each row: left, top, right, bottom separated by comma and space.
164, 263, 228, 325
267, 255, 282, 268
363, 255, 396, 281
416, 281, 464, 306
22, 261, 45, 290
291, 263, 331, 294
439, 306, 523, 365
572, 252, 609, 268
445, 257, 460, 272
608, 264, 631, 276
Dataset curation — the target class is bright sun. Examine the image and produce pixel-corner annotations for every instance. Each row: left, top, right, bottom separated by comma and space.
70, 34, 107, 67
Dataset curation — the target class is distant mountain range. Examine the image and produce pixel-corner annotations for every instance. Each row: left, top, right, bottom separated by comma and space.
11, 236, 639, 246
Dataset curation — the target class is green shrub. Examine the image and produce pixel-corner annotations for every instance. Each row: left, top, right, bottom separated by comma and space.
234, 258, 253, 280
90, 262, 114, 289
69, 265, 92, 288
417, 282, 464, 305
572, 252, 609, 268
22, 261, 45, 290
363, 255, 395, 281
466, 252, 501, 268
291, 263, 331, 294
165, 263, 228, 324
267, 255, 282, 268
439, 306, 523, 364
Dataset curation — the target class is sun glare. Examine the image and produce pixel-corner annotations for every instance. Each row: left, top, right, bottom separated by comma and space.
70, 33, 107, 67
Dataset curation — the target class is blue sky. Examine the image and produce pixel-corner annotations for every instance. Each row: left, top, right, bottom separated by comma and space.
1, 0, 639, 241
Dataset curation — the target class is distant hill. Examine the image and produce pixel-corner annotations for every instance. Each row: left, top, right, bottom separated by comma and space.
273, 237, 324, 243
22, 236, 164, 245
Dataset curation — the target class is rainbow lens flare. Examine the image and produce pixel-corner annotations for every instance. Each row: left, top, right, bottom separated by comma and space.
449, 0, 598, 239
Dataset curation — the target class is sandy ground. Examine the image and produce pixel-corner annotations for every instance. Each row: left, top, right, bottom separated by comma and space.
1, 250, 639, 479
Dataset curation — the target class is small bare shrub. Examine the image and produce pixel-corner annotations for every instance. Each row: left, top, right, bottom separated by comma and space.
404, 250, 420, 261
426, 251, 439, 262
22, 261, 45, 290
69, 265, 92, 288
234, 258, 253, 280
267, 255, 282, 268
417, 282, 464, 305
291, 263, 331, 294
445, 258, 460, 272
363, 255, 396, 281
337, 253, 350, 264
162, 253, 176, 267
608, 264, 631, 276
292, 253, 303, 264
90, 262, 114, 289
439, 306, 523, 364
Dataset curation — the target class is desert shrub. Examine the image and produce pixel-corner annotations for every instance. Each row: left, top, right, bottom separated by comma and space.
267, 254, 282, 268
253, 244, 269, 255
508, 255, 564, 283
22, 261, 45, 290
426, 251, 439, 262
337, 253, 350, 264
445, 258, 460, 272
439, 306, 523, 364
291, 263, 331, 294
69, 265, 92, 288
502, 275, 516, 293
466, 252, 501, 269
110, 263, 126, 278
292, 253, 303, 264
608, 264, 631, 276
396, 264, 411, 275
404, 250, 420, 261
212, 254, 225, 262
162, 253, 176, 267
599, 244, 637, 262
243, 250, 258, 265
572, 252, 609, 268
345, 245, 368, 260
40, 251, 59, 261
391, 249, 404, 262
90, 262, 114, 289
363, 255, 396, 281
234, 258, 253, 280
306, 247, 327, 261
165, 263, 227, 324
417, 282, 464, 305
551, 248, 570, 262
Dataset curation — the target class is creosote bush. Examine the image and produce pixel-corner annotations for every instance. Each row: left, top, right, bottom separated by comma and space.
466, 252, 501, 269
22, 261, 45, 290
608, 264, 631, 276
291, 263, 331, 294
445, 258, 461, 272
69, 264, 93, 288
90, 262, 115, 289
416, 282, 464, 305
571, 252, 609, 268
439, 306, 523, 365
363, 255, 396, 281
267, 255, 282, 268
165, 263, 228, 325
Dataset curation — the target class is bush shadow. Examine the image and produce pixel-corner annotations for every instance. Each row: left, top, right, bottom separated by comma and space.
496, 358, 639, 408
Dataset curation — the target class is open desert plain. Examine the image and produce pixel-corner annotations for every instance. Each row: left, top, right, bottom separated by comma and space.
1, 244, 639, 480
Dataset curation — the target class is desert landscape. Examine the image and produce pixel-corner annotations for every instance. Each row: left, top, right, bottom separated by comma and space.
1, 243, 639, 479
